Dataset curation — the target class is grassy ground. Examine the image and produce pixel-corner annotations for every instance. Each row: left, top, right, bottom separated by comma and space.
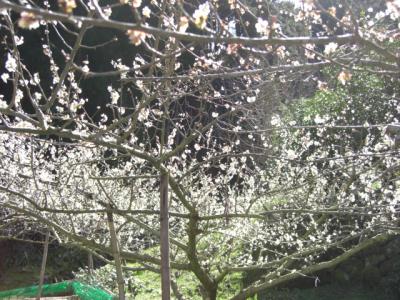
128, 265, 244, 299
0, 265, 41, 291
2, 265, 397, 300
262, 284, 398, 300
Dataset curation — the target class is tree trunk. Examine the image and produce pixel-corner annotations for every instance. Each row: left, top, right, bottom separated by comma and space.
88, 252, 94, 275
171, 277, 185, 300
160, 172, 171, 299
199, 285, 217, 300
36, 230, 50, 300
107, 211, 125, 300
208, 288, 217, 300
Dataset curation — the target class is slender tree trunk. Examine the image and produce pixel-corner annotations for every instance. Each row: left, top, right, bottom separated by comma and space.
187, 216, 219, 300
160, 172, 171, 299
171, 276, 185, 300
107, 210, 125, 300
88, 252, 94, 275
36, 230, 50, 300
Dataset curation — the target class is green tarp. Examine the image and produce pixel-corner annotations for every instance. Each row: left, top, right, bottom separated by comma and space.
0, 281, 116, 299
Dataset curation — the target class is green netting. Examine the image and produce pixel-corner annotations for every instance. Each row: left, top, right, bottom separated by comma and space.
0, 281, 115, 299
0, 282, 72, 298
71, 282, 115, 300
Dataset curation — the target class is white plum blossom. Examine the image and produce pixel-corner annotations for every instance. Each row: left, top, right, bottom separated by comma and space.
18, 12, 40, 29
103, 7, 112, 18
100, 113, 108, 123
138, 108, 149, 122
142, 6, 151, 18
32, 73, 40, 85
132, 0, 142, 8
271, 114, 281, 126
15, 90, 23, 105
247, 96, 256, 103
324, 42, 338, 56
34, 92, 42, 101
386, 0, 400, 19
314, 115, 326, 124
1, 73, 9, 83
0, 96, 7, 109
255, 18, 269, 35
338, 70, 352, 85
70, 99, 85, 112
193, 2, 210, 29
107, 86, 120, 105
179, 16, 189, 33
15, 36, 24, 46
5, 54, 17, 73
